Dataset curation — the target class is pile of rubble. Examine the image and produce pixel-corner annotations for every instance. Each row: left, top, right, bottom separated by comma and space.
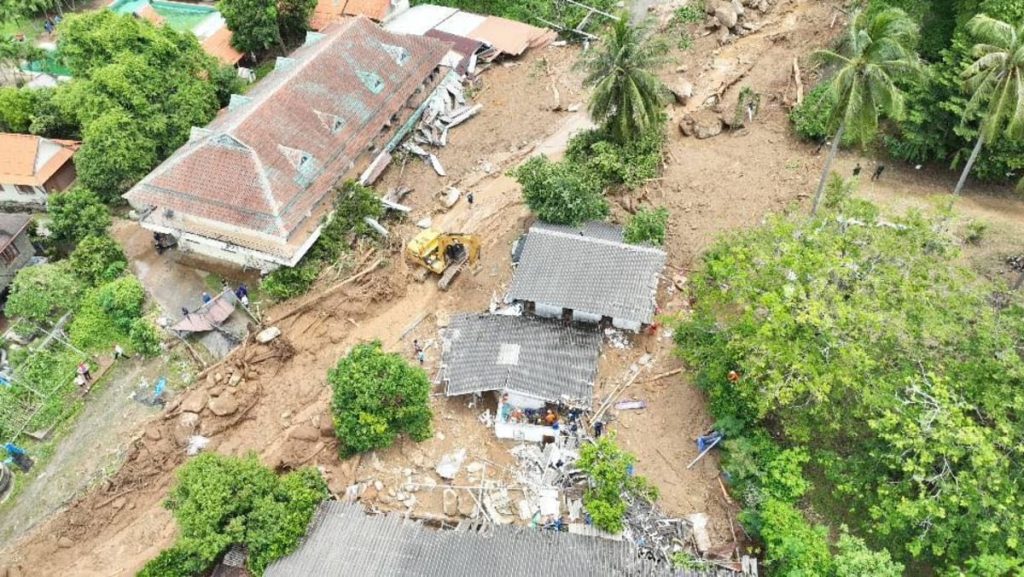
403, 74, 483, 177
704, 0, 775, 43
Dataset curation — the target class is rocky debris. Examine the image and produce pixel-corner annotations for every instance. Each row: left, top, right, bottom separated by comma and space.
458, 492, 478, 517
678, 111, 723, 139
57, 536, 74, 549
465, 461, 484, 474
714, 3, 738, 28
173, 412, 200, 446
443, 488, 458, 516
435, 448, 466, 480
180, 392, 208, 414
186, 435, 210, 456
143, 426, 162, 441
228, 372, 242, 387
686, 513, 712, 553
288, 425, 320, 442
255, 326, 281, 344
669, 79, 694, 105
318, 415, 334, 436
207, 393, 239, 417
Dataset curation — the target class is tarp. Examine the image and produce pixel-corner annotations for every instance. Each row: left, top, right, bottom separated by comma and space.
172, 291, 236, 333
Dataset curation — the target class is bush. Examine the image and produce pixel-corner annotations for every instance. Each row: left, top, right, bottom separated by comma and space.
129, 318, 162, 357
69, 276, 146, 351
833, 530, 903, 577
5, 263, 83, 324
142, 453, 328, 577
566, 127, 665, 188
68, 235, 127, 286
328, 341, 432, 456
577, 436, 658, 533
789, 84, 837, 144
623, 207, 669, 245
261, 263, 319, 301
47, 188, 112, 246
963, 219, 987, 245
756, 498, 832, 576
511, 156, 608, 226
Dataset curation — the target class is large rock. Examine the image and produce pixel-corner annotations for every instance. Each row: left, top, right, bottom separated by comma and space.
255, 326, 281, 344
288, 425, 320, 442
443, 488, 458, 516
669, 79, 695, 105
678, 111, 723, 139
714, 4, 738, 28
731, 0, 745, 16
207, 394, 239, 417
180, 392, 208, 414
457, 492, 478, 517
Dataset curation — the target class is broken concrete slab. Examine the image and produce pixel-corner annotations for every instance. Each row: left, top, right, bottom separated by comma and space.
435, 448, 466, 480
443, 488, 458, 516
428, 154, 446, 177
255, 326, 281, 344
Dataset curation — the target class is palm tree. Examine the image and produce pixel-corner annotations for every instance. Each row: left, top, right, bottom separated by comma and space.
582, 17, 667, 143
810, 8, 923, 214
953, 15, 1024, 196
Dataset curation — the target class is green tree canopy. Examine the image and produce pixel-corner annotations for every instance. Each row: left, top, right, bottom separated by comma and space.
73, 109, 157, 200
0, 87, 44, 133
68, 234, 127, 287
676, 189, 1024, 572
5, 262, 82, 324
577, 436, 657, 533
953, 14, 1024, 195
47, 187, 111, 245
511, 155, 608, 226
582, 17, 667, 143
623, 207, 669, 245
140, 453, 327, 577
219, 0, 282, 54
328, 341, 432, 456
810, 8, 923, 212
277, 0, 316, 44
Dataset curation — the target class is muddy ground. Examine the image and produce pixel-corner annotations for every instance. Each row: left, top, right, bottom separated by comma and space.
4, 0, 1024, 574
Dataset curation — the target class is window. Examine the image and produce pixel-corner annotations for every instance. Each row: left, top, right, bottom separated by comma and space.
357, 71, 385, 94
1, 242, 20, 266
15, 185, 35, 195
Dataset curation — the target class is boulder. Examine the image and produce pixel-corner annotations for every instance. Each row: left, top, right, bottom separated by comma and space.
207, 394, 239, 417
173, 412, 200, 445
669, 79, 695, 105
288, 425, 320, 442
57, 536, 74, 549
255, 326, 281, 344
457, 493, 478, 517
228, 372, 242, 387
443, 488, 459, 516
144, 426, 162, 441
319, 415, 334, 436
714, 4, 738, 28
180, 392, 208, 414
678, 111, 723, 139
731, 0, 744, 16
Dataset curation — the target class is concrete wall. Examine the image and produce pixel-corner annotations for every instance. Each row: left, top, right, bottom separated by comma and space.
527, 300, 644, 332
0, 183, 47, 208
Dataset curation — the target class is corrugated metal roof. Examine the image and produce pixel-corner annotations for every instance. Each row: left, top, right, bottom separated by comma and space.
468, 16, 554, 56
442, 313, 600, 403
266, 501, 685, 577
124, 18, 449, 262
432, 10, 485, 36
531, 220, 625, 243
508, 224, 666, 325
383, 4, 457, 35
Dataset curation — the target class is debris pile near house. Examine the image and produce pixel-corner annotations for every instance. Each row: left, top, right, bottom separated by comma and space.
705, 0, 774, 43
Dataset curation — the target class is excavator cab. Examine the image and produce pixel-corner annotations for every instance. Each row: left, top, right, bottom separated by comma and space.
406, 228, 481, 290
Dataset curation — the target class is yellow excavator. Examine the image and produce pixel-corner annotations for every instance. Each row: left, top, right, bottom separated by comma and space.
406, 228, 481, 290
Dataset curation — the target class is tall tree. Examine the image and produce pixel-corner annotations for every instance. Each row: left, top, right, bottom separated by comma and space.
810, 8, 923, 214
953, 14, 1024, 196
277, 0, 317, 45
219, 0, 282, 55
74, 110, 157, 200
581, 17, 667, 144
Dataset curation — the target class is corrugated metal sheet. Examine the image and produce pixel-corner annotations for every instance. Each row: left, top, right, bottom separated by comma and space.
468, 16, 551, 56
383, 4, 457, 35
266, 502, 684, 577
432, 10, 485, 36
442, 313, 600, 402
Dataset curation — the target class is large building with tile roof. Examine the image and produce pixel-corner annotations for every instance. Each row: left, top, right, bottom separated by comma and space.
0, 133, 79, 208
124, 17, 449, 270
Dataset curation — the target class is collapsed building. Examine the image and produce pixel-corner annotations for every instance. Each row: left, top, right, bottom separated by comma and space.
508, 222, 667, 331
262, 501, 737, 577
123, 18, 450, 270
441, 313, 600, 442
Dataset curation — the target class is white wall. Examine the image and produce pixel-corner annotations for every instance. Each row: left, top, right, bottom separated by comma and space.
0, 183, 46, 206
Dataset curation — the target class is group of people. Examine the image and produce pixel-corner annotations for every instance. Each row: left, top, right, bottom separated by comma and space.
186, 281, 250, 318
412, 339, 425, 365
42, 15, 62, 35
498, 398, 604, 437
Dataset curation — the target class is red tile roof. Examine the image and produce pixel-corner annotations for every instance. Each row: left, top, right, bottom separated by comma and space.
343, 0, 391, 21
310, 0, 347, 31
201, 27, 244, 65
0, 133, 79, 187
124, 17, 449, 262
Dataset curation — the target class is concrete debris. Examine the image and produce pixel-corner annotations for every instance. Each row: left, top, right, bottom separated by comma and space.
255, 326, 281, 344
428, 154, 446, 176
359, 150, 392, 185
414, 75, 481, 149
380, 198, 411, 213
604, 327, 630, 349
614, 400, 647, 411
443, 488, 458, 516
566, 102, 582, 112
466, 461, 484, 474
186, 435, 209, 456
686, 512, 712, 553
374, 479, 384, 492
478, 409, 494, 427
435, 448, 467, 480
441, 187, 461, 208
481, 488, 514, 524
415, 216, 433, 229
457, 492, 478, 517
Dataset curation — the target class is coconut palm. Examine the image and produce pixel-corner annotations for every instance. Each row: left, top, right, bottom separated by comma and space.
810, 8, 923, 214
953, 15, 1024, 196
582, 17, 667, 144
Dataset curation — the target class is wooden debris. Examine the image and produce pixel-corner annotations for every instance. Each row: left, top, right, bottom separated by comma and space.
792, 57, 803, 105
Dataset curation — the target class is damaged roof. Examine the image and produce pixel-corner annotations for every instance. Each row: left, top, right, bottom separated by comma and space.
266, 501, 688, 577
123, 18, 449, 260
508, 223, 666, 325
442, 314, 600, 403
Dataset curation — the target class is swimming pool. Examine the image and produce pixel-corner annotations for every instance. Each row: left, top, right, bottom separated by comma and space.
108, 0, 220, 34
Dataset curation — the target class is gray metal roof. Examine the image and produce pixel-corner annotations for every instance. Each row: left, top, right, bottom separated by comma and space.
531, 220, 625, 242
508, 224, 666, 325
442, 314, 600, 403
266, 502, 693, 577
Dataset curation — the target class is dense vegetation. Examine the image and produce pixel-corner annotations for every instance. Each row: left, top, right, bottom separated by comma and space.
411, 0, 616, 34
577, 436, 657, 533
676, 181, 1024, 575
261, 182, 383, 299
218, 0, 315, 55
328, 341, 432, 456
623, 207, 669, 245
139, 453, 327, 577
792, 0, 1024, 192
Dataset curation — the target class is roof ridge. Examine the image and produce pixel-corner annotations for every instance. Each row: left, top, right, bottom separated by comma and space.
247, 141, 289, 236
529, 226, 667, 256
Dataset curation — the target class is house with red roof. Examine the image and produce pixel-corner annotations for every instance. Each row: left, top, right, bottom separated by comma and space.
124, 17, 449, 270
0, 133, 79, 208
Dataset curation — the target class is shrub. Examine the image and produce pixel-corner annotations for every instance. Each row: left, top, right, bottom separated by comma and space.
69, 276, 146, 351
68, 235, 127, 286
577, 435, 658, 533
756, 498, 832, 576
623, 207, 669, 246
833, 530, 903, 577
566, 127, 664, 188
789, 83, 835, 144
261, 263, 319, 301
129, 318, 162, 357
963, 219, 987, 244
47, 188, 112, 246
511, 156, 608, 226
5, 263, 83, 324
141, 453, 328, 577
328, 341, 432, 456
